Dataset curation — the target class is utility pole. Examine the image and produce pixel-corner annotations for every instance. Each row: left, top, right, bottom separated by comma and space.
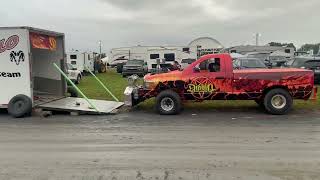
98, 40, 102, 58
255, 33, 261, 46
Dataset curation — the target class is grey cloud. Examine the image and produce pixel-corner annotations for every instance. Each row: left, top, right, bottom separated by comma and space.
1, 0, 319, 52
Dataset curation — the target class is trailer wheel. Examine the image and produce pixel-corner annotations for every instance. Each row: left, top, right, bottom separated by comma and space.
8, 95, 32, 118
156, 90, 182, 115
264, 88, 292, 115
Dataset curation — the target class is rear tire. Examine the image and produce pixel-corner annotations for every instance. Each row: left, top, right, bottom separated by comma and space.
156, 90, 182, 115
8, 94, 32, 118
264, 88, 292, 115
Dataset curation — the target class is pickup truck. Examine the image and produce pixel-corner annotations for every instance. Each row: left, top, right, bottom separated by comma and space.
124, 54, 316, 115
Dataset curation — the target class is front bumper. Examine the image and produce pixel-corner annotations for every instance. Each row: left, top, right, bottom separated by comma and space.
122, 70, 144, 76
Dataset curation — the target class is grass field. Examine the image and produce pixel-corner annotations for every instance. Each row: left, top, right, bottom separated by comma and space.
78, 70, 320, 111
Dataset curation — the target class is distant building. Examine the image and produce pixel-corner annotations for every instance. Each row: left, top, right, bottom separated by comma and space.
225, 45, 295, 57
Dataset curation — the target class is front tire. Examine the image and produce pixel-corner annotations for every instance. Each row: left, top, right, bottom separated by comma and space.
8, 94, 32, 118
156, 90, 182, 115
264, 88, 292, 115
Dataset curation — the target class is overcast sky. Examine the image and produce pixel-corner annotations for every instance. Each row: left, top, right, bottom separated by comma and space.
1, 0, 319, 53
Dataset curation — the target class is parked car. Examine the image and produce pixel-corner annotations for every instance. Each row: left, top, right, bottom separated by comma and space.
291, 57, 320, 84
122, 59, 147, 77
67, 63, 82, 84
124, 53, 316, 115
110, 57, 128, 68
181, 58, 196, 69
233, 58, 267, 69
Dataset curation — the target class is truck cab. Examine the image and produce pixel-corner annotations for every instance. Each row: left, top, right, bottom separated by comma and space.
125, 54, 316, 115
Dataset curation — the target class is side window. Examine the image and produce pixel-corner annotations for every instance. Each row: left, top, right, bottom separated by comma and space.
150, 54, 160, 59
195, 58, 221, 72
164, 53, 175, 61
70, 55, 77, 59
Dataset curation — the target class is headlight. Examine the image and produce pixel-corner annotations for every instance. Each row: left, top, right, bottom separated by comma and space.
144, 80, 155, 89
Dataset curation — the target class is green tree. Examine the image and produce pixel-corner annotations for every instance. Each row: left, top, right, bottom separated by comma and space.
298, 43, 320, 55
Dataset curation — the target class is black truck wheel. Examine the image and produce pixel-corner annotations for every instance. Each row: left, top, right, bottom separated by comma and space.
156, 90, 182, 115
8, 94, 32, 118
264, 88, 293, 115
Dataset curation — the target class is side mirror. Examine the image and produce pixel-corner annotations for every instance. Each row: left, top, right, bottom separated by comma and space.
193, 67, 200, 73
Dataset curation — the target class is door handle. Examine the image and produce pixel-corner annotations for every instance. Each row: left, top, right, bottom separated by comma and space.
215, 76, 224, 79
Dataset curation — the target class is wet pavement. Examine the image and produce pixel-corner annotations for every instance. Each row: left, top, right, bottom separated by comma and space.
0, 109, 319, 180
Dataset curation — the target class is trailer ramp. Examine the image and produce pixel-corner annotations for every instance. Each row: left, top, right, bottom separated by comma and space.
37, 97, 124, 114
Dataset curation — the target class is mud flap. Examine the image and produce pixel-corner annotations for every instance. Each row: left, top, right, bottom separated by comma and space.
37, 97, 124, 114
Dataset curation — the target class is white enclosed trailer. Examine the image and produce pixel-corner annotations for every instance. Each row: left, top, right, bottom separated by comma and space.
0, 27, 122, 117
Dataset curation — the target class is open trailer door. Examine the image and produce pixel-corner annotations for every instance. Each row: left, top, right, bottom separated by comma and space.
29, 27, 123, 115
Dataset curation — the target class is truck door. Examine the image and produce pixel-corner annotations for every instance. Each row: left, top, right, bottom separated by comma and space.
183, 55, 231, 100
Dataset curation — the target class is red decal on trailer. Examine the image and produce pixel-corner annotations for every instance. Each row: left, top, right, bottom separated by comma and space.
0, 35, 19, 53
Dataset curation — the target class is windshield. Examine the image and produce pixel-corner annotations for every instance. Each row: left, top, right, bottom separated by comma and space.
247, 53, 270, 59
181, 59, 195, 64
291, 58, 317, 67
305, 61, 320, 68
126, 60, 144, 65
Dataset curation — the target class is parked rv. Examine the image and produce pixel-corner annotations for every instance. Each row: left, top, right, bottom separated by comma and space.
67, 51, 95, 73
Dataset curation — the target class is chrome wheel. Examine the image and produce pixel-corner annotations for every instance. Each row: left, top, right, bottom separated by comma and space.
160, 97, 174, 112
271, 94, 286, 109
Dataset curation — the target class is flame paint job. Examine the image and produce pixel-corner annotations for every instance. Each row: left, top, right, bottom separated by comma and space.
137, 54, 314, 103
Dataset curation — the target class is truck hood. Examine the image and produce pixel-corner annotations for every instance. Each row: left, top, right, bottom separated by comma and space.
144, 70, 183, 82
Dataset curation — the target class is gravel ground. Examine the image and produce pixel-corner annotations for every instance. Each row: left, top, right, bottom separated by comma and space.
0, 109, 319, 180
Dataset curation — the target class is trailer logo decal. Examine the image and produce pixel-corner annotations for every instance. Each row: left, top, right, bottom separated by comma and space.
0, 72, 21, 78
0, 35, 19, 53
10, 51, 25, 65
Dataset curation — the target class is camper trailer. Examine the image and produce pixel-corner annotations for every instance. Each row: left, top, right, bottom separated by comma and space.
67, 51, 95, 73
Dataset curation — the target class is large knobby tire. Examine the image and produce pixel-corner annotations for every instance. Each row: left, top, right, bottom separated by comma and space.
156, 90, 182, 115
8, 94, 32, 118
264, 88, 293, 115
